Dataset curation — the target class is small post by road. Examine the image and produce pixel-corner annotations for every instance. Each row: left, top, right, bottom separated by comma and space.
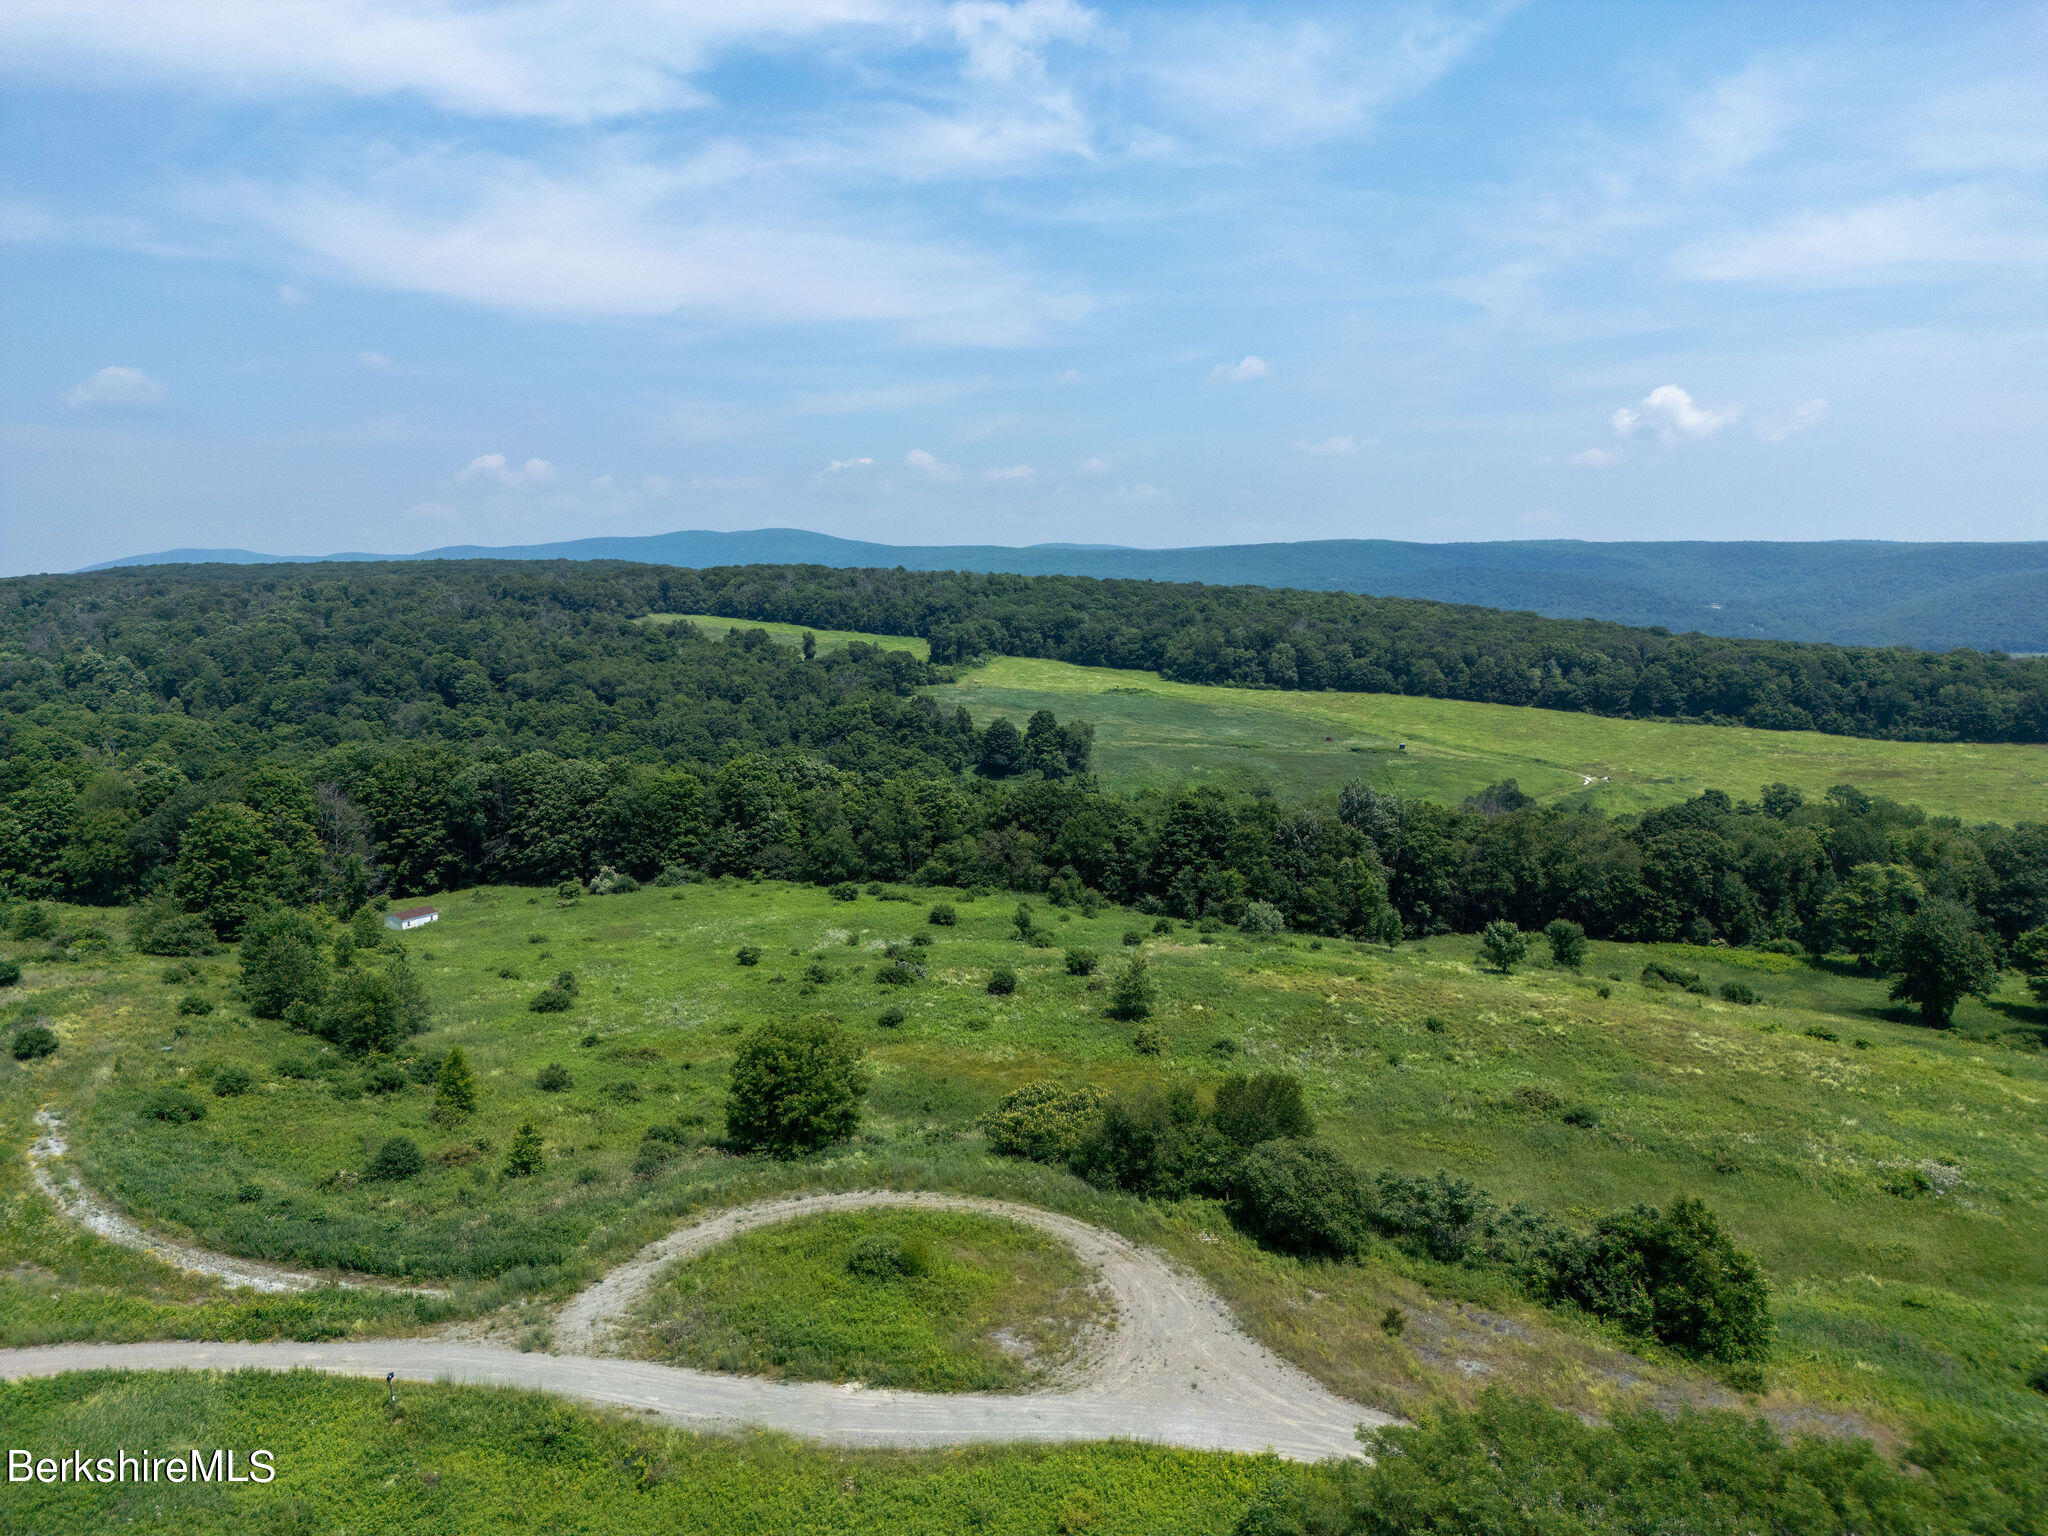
386, 1370, 395, 1407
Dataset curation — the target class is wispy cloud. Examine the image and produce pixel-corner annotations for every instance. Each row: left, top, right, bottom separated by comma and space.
1677, 186, 2048, 285
983, 463, 1036, 481
63, 365, 165, 410
1755, 397, 1827, 442
1146, 4, 1513, 148
0, 0, 915, 123
824, 455, 875, 472
903, 447, 960, 481
459, 452, 557, 488
1211, 355, 1269, 383
234, 155, 1087, 344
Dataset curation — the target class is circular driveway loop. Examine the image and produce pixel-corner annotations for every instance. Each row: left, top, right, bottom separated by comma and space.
2, 1187, 1390, 1460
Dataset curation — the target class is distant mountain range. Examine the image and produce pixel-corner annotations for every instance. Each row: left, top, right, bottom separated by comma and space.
82, 529, 2048, 654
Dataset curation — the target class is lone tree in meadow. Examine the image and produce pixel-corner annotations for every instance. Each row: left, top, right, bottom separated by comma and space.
1882, 899, 1998, 1028
1543, 919, 1588, 971
434, 1047, 478, 1119
725, 1017, 869, 1157
1480, 920, 1529, 974
1105, 952, 1155, 1021
503, 1122, 544, 1177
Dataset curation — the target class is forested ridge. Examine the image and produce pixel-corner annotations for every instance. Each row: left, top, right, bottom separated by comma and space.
3, 564, 2044, 1002
9, 559, 2047, 743
648, 563, 2048, 743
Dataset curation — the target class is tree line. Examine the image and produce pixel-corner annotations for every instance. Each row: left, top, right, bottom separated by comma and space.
2, 565, 2042, 1018
635, 562, 2048, 743
4, 560, 2045, 745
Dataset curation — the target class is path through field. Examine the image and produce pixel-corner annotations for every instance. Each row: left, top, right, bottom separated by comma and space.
3, 1175, 1386, 1460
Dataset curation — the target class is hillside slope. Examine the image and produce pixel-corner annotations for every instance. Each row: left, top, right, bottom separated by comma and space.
81, 530, 2048, 653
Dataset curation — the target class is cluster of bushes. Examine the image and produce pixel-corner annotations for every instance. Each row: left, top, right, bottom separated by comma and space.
985, 1074, 1772, 1366
1236, 1392, 2046, 1536
237, 906, 430, 1055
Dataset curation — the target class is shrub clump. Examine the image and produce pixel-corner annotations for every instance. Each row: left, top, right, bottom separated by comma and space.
1212, 1072, 1315, 1147
365, 1136, 424, 1181
142, 1087, 207, 1123
127, 898, 219, 957
536, 1062, 573, 1092
11, 1024, 59, 1061
725, 1018, 868, 1157
1229, 1139, 1374, 1260
986, 965, 1018, 996
1642, 960, 1709, 993
877, 1006, 906, 1028
1543, 918, 1588, 970
927, 902, 956, 926
1239, 900, 1287, 935
1105, 953, 1155, 1020
846, 1234, 930, 1280
735, 945, 762, 967
981, 1082, 1106, 1162
1063, 947, 1098, 976
1719, 981, 1761, 1005
529, 983, 574, 1012
212, 1066, 253, 1097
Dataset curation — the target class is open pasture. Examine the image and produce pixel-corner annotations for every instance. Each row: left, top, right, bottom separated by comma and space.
4, 881, 2043, 1436
925, 656, 2048, 821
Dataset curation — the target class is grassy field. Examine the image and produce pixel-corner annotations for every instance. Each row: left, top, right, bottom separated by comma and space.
629, 614, 2045, 819
4, 883, 2044, 1441
926, 657, 2048, 821
2, 1369, 1290, 1535
625, 1207, 1108, 1390
641, 613, 931, 659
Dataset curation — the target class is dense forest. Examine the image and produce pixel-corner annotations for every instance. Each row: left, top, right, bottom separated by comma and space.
10, 561, 2048, 745
3, 564, 2043, 998
605, 562, 2043, 743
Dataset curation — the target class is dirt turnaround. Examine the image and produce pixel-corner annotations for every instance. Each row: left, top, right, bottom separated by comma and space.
5, 1176, 1389, 1460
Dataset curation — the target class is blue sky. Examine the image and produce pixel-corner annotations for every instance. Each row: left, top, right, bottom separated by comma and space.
3, 0, 2045, 575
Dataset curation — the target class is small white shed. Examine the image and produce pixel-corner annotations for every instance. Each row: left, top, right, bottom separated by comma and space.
384, 905, 440, 932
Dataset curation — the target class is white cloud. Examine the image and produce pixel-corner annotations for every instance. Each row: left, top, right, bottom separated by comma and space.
1755, 397, 1828, 442
824, 456, 874, 472
1148, 6, 1510, 148
62, 365, 166, 410
1569, 447, 1622, 469
0, 0, 912, 124
276, 283, 308, 305
1294, 434, 1360, 456
1610, 385, 1740, 442
1077, 454, 1109, 473
796, 378, 986, 415
357, 350, 390, 369
1678, 186, 2048, 285
903, 447, 960, 481
1211, 355, 1269, 383
983, 463, 1035, 481
459, 452, 557, 488
237, 156, 1085, 343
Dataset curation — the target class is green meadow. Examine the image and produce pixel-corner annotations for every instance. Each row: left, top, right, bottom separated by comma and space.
4, 882, 2044, 1439
926, 656, 2048, 822
2, 1369, 1288, 1536
626, 1206, 1108, 1390
643, 612, 932, 658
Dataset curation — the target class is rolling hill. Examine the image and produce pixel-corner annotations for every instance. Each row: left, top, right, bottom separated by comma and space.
81, 529, 2048, 653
